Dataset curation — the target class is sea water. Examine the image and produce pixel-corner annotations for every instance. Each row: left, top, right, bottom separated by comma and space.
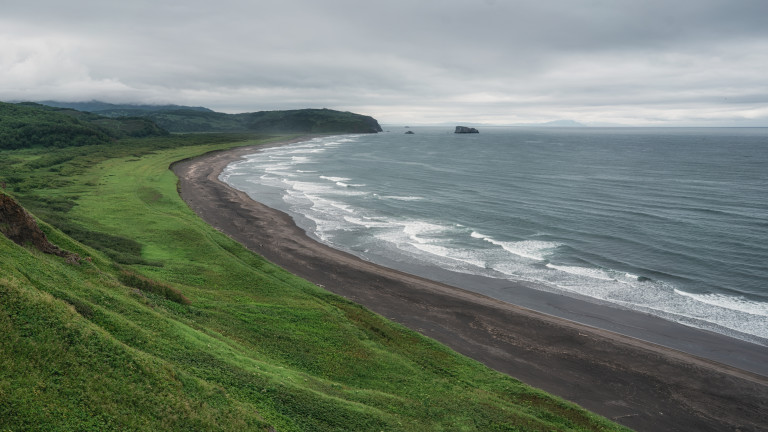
221, 127, 768, 346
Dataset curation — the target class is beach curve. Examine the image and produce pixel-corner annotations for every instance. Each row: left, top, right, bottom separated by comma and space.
171, 136, 768, 432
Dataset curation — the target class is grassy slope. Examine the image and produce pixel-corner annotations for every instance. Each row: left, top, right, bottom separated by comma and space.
0, 135, 629, 431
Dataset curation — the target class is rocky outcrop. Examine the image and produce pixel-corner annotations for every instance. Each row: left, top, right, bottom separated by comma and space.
405, 130, 415, 134
455, 126, 479, 134
0, 193, 75, 259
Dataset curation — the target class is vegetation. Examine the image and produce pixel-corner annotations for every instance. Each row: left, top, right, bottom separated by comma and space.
36, 100, 384, 134
0, 111, 628, 430
37, 100, 214, 117
129, 108, 383, 134
0, 102, 168, 150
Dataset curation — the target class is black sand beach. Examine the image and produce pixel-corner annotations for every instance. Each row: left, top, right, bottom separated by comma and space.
172, 139, 768, 432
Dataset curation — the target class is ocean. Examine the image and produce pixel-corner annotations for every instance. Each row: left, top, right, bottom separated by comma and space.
220, 127, 768, 346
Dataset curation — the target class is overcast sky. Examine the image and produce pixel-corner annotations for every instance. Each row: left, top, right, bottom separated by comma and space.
2, 0, 767, 125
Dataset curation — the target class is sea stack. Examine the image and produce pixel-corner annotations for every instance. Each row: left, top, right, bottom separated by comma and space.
455, 126, 479, 134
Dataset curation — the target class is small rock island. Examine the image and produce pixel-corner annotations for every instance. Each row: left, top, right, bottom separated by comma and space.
455, 126, 479, 134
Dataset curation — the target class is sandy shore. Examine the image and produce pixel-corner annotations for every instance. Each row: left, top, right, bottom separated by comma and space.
171, 137, 768, 432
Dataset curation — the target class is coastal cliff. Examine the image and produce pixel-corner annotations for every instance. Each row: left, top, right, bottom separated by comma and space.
0, 193, 71, 258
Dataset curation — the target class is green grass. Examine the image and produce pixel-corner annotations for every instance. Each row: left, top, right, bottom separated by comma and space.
0, 134, 631, 431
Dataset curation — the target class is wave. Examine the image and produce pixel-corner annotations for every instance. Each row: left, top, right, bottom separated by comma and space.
674, 289, 768, 317
545, 263, 616, 281
286, 180, 366, 198
471, 232, 559, 261
408, 242, 487, 269
320, 176, 352, 182
342, 216, 394, 229
374, 194, 424, 201
402, 220, 450, 240
316, 176, 366, 188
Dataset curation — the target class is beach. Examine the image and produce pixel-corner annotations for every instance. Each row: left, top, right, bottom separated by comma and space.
172, 138, 768, 432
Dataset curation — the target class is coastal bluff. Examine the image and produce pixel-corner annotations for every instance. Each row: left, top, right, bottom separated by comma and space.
455, 126, 479, 133
0, 193, 73, 259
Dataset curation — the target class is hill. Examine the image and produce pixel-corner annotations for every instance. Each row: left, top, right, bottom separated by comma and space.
0, 128, 625, 431
37, 101, 384, 134
0, 102, 168, 150
37, 100, 214, 116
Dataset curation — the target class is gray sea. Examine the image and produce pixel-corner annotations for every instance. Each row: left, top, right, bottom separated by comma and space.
221, 127, 768, 346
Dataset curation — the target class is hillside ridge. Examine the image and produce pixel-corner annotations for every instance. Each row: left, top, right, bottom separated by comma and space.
35, 101, 383, 134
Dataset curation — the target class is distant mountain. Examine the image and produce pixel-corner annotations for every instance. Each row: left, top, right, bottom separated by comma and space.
37, 101, 383, 134
513, 119, 587, 127
539, 119, 586, 127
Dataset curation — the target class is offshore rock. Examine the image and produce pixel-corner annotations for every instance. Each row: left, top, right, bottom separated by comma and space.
455, 126, 479, 134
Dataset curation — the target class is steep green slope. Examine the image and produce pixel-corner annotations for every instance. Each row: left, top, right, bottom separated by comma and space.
0, 134, 628, 431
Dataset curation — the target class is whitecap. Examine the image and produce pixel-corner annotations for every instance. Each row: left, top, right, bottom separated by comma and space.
320, 176, 352, 182
478, 235, 559, 261
545, 263, 616, 281
376, 195, 423, 201
674, 289, 768, 317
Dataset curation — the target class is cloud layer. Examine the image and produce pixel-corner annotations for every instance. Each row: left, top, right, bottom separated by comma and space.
2, 0, 767, 125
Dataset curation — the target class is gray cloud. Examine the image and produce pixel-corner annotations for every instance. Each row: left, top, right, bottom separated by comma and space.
2, 0, 767, 125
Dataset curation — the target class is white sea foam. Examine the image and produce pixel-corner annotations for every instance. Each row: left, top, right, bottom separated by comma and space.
336, 182, 365, 188
329, 201, 356, 214
402, 221, 451, 243
287, 180, 366, 197
342, 216, 393, 229
473, 233, 559, 261
674, 289, 768, 317
375, 194, 423, 201
320, 176, 352, 182
545, 264, 616, 281
408, 242, 487, 269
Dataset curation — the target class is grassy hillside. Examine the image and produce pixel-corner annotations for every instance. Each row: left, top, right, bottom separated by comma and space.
0, 133, 628, 431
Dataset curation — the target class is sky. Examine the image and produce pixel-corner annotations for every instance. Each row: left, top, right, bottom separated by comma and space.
2, 0, 768, 126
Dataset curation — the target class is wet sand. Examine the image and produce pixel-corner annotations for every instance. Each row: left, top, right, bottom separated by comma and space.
171, 138, 768, 432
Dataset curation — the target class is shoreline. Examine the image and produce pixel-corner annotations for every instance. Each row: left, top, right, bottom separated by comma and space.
172, 136, 768, 432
